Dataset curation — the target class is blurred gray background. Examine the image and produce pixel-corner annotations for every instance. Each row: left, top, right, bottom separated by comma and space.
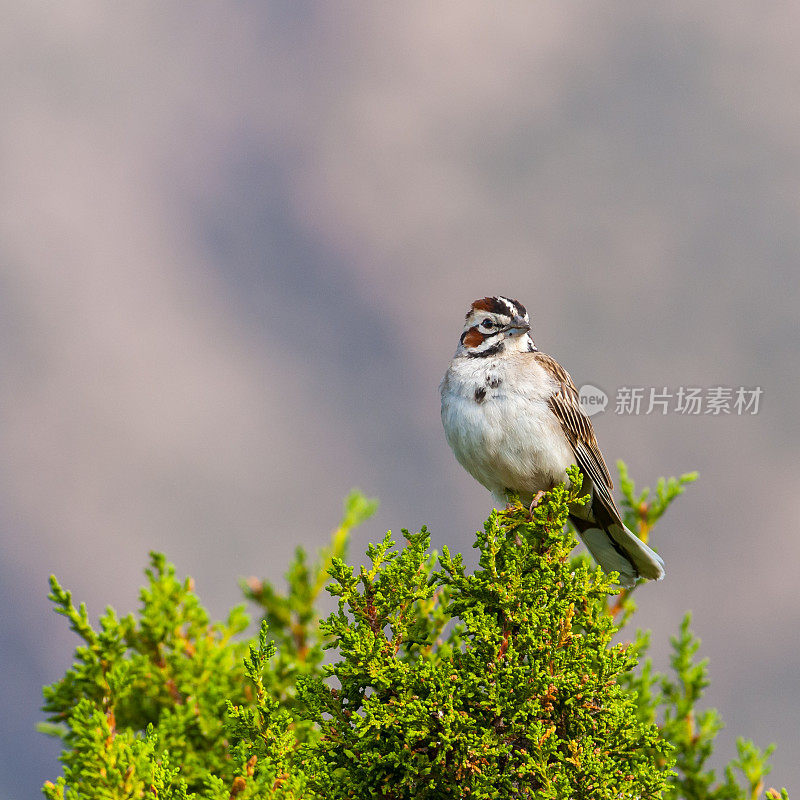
2, 3, 799, 797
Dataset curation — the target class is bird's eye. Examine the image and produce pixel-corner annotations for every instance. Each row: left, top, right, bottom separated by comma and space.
481, 318, 494, 328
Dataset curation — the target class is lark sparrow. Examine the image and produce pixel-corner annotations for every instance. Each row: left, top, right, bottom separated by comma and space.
440, 296, 665, 587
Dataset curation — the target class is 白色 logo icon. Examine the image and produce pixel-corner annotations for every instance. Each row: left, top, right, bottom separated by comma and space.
578, 384, 608, 417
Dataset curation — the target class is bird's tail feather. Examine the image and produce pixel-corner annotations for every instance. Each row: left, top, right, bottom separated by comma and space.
578, 524, 665, 588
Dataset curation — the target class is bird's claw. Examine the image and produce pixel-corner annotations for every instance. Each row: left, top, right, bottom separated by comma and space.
528, 490, 546, 515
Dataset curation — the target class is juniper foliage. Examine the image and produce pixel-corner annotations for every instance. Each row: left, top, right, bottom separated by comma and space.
40, 470, 788, 799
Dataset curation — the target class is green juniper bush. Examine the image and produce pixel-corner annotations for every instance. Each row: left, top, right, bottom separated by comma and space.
41, 471, 788, 800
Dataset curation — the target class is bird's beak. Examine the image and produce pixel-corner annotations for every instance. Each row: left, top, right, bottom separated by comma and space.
505, 316, 530, 333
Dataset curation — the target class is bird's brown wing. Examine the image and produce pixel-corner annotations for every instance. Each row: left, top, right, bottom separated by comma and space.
534, 352, 621, 520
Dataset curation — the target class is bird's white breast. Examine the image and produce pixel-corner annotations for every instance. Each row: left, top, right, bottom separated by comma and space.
440, 353, 576, 503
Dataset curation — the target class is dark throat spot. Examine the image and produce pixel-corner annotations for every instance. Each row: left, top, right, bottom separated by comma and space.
474, 386, 486, 403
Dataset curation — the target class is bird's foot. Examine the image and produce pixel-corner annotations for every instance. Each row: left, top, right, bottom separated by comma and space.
528, 490, 546, 516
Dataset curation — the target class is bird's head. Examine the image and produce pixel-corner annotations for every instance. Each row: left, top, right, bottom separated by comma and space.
456, 296, 536, 357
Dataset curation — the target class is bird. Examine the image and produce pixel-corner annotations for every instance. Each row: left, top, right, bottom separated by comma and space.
439, 296, 665, 588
